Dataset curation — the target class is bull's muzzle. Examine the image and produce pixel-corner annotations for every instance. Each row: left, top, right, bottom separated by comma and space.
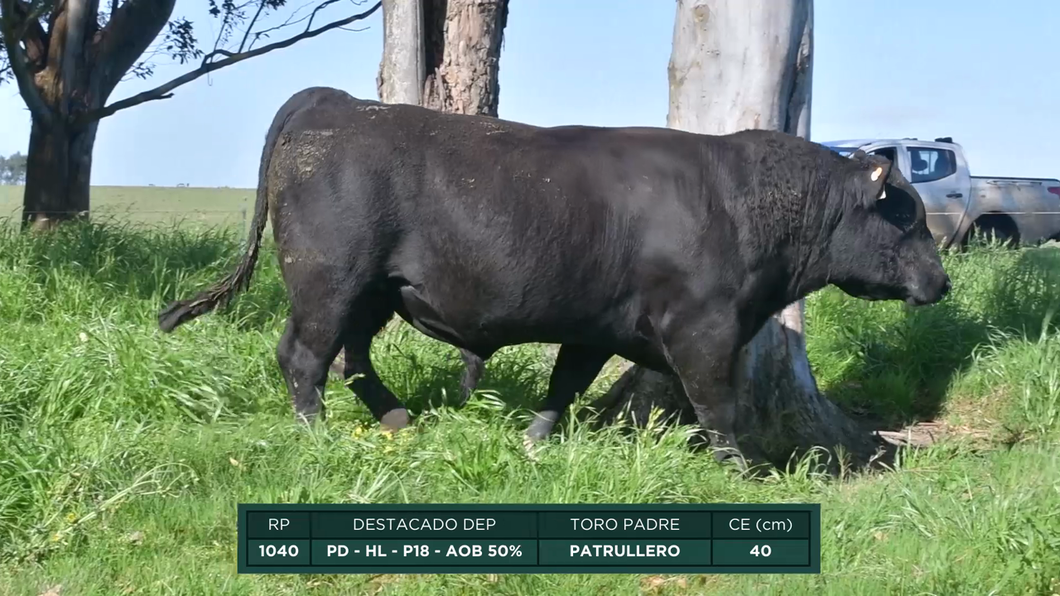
907, 274, 951, 306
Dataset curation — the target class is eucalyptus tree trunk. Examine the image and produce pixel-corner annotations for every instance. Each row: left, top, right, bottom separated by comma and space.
377, 0, 425, 106
592, 0, 881, 469
22, 119, 99, 229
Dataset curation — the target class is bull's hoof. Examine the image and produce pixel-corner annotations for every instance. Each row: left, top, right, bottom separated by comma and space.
522, 411, 562, 462
525, 411, 561, 441
712, 446, 750, 472
712, 445, 772, 478
522, 435, 544, 462
379, 408, 410, 431
294, 407, 325, 427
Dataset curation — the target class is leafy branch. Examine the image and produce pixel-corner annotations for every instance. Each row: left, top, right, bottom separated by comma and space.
0, 0, 381, 127
78, 1, 380, 124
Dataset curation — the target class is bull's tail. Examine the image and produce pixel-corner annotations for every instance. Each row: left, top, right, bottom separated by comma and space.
158, 99, 297, 333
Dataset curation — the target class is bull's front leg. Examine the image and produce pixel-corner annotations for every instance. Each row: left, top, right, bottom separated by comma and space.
457, 349, 487, 406
526, 344, 613, 442
657, 309, 754, 471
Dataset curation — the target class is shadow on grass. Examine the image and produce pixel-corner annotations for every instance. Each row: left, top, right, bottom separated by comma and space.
818, 244, 1060, 430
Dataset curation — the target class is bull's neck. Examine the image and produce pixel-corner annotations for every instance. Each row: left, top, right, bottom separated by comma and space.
763, 205, 839, 305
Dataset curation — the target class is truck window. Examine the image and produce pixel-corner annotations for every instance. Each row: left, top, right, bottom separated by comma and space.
869, 147, 896, 163
908, 147, 956, 183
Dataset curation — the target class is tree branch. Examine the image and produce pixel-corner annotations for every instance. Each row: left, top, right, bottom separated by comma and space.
91, 0, 177, 101
237, 0, 267, 53
0, 0, 55, 125
300, 0, 341, 32
245, 0, 346, 50
210, 5, 232, 59
76, 0, 381, 125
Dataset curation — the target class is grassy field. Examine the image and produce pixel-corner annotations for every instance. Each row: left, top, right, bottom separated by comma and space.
0, 185, 254, 232
0, 191, 1059, 594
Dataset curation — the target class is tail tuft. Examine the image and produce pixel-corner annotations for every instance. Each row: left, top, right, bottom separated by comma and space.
157, 261, 255, 333
158, 295, 219, 333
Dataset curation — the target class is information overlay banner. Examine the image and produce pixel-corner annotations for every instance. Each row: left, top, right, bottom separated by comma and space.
237, 504, 820, 574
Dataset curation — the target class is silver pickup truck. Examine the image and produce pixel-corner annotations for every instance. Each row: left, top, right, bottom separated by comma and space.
823, 137, 1060, 248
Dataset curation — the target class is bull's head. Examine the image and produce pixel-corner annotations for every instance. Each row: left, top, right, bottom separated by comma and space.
826, 150, 951, 306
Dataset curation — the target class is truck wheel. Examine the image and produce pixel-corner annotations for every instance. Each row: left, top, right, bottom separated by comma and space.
964, 216, 1020, 249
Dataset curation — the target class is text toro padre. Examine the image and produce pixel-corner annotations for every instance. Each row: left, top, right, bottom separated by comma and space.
569, 517, 682, 532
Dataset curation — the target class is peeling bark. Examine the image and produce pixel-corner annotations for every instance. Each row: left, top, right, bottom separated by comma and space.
421, 0, 507, 116
376, 0, 508, 116
594, 0, 882, 470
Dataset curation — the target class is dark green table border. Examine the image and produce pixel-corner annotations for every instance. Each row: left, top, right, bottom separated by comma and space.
237, 503, 821, 574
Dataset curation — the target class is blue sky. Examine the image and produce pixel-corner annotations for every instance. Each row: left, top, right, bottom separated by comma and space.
0, 0, 1057, 187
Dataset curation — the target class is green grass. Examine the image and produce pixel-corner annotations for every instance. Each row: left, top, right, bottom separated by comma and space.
1, 213, 1059, 595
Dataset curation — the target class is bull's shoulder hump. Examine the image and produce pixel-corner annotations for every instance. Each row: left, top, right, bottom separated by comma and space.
280, 87, 362, 115
335, 103, 548, 139
526, 125, 711, 152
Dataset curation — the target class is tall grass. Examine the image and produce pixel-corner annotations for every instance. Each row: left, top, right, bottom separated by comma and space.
1, 222, 1058, 595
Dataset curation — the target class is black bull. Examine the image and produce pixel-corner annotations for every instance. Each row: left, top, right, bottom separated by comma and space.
159, 87, 950, 467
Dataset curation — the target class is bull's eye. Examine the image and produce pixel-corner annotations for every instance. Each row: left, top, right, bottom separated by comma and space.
876, 185, 918, 230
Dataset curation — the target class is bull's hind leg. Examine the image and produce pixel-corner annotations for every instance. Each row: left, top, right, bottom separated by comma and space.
525, 345, 612, 441
276, 314, 344, 425
276, 268, 392, 426
341, 293, 410, 431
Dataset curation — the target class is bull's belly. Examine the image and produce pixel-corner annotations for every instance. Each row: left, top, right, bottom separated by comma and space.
394, 285, 593, 348
391, 283, 670, 371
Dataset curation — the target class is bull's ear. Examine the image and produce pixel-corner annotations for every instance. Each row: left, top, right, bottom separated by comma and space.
866, 160, 893, 202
